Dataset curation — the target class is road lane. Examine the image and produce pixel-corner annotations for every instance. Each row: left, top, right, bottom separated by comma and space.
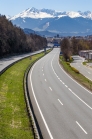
28, 48, 92, 139
71, 56, 92, 81
0, 49, 48, 73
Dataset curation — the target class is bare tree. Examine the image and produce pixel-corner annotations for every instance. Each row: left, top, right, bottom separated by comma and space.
60, 38, 71, 61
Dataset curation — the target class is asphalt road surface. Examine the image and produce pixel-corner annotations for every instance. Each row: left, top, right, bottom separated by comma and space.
28, 48, 92, 139
0, 49, 47, 73
71, 56, 92, 81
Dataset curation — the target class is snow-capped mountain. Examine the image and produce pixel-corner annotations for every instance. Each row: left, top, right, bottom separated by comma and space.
6, 15, 11, 19
10, 7, 92, 20
10, 7, 92, 36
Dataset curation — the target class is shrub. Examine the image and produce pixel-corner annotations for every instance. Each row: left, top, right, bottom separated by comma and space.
71, 66, 80, 74
66, 62, 70, 65
69, 56, 73, 62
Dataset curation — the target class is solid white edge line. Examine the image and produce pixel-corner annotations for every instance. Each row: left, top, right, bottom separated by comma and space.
88, 72, 90, 74
58, 61, 92, 95
76, 121, 88, 134
70, 89, 92, 110
58, 99, 63, 105
30, 63, 54, 139
51, 54, 92, 110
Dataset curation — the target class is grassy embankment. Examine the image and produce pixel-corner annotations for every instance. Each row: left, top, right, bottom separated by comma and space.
0, 49, 51, 139
59, 56, 92, 91
83, 59, 92, 65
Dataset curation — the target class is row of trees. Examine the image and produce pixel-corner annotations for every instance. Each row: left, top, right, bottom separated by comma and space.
60, 37, 92, 61
0, 15, 47, 57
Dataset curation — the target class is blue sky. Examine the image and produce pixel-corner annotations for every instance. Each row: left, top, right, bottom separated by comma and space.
0, 0, 92, 16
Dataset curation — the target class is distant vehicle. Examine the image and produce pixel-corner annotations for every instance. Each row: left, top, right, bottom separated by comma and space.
53, 42, 60, 47
59, 51, 63, 56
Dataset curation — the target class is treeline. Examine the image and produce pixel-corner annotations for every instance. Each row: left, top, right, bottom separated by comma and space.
60, 37, 92, 61
0, 15, 47, 57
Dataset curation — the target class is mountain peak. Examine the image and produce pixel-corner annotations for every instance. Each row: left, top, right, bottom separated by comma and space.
10, 7, 92, 20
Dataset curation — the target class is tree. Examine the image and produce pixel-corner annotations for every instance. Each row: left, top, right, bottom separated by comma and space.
0, 15, 47, 58
60, 38, 71, 61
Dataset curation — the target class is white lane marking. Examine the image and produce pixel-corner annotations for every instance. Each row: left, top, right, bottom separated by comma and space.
76, 121, 88, 134
58, 99, 63, 105
88, 72, 91, 74
51, 54, 92, 110
30, 63, 54, 139
49, 87, 52, 91
69, 88, 92, 110
45, 79, 47, 82
60, 80, 63, 83
43, 73, 44, 76
65, 85, 68, 88
58, 61, 92, 95
51, 54, 66, 88
42, 69, 43, 72
68, 88, 72, 92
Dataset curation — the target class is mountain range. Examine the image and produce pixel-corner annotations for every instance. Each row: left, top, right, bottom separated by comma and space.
8, 7, 92, 36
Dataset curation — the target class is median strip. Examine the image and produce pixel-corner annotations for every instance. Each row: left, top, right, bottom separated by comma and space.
0, 49, 52, 139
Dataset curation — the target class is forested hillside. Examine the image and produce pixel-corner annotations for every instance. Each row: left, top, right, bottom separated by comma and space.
0, 15, 47, 57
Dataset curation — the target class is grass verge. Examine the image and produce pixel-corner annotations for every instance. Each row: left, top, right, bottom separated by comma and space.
59, 56, 92, 91
0, 49, 52, 139
83, 61, 87, 65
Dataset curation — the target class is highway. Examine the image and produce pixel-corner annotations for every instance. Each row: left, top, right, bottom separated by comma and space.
71, 56, 92, 81
0, 49, 47, 73
28, 48, 92, 139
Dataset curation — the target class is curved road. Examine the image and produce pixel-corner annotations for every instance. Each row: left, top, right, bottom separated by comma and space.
71, 56, 92, 81
28, 48, 92, 139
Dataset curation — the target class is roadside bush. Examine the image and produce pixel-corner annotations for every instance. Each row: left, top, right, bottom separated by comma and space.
69, 56, 73, 62
71, 66, 80, 74
66, 62, 70, 66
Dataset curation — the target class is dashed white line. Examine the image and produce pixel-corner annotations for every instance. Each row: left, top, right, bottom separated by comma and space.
51, 54, 92, 110
49, 87, 52, 91
43, 73, 44, 76
60, 80, 63, 83
76, 121, 88, 134
45, 79, 47, 82
30, 63, 54, 139
65, 85, 68, 88
58, 99, 63, 105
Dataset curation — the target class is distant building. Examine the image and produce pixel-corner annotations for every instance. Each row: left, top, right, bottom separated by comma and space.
79, 50, 92, 59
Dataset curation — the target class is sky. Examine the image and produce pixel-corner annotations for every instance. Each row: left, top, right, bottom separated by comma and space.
0, 0, 92, 16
